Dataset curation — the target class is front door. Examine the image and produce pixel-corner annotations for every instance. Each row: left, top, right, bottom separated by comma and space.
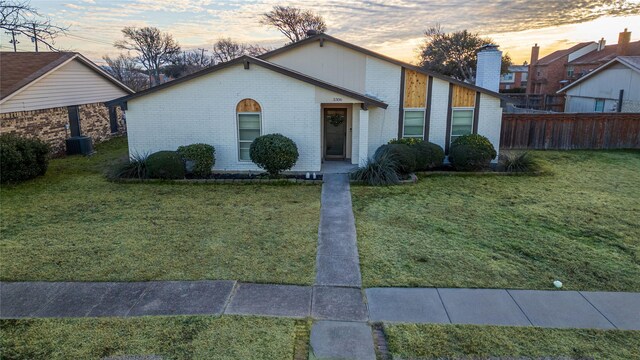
324, 108, 347, 160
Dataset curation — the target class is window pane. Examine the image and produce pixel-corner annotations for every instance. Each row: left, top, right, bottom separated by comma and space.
451, 110, 473, 141
238, 113, 260, 160
239, 114, 260, 129
239, 142, 251, 161
239, 129, 260, 141
404, 111, 424, 138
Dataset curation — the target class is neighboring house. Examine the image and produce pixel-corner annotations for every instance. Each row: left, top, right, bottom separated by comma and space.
0, 52, 134, 153
526, 29, 638, 111
558, 56, 640, 113
500, 65, 528, 92
526, 42, 597, 96
107, 34, 506, 172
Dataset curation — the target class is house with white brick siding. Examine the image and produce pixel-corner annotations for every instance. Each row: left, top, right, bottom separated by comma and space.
0, 52, 134, 154
108, 33, 506, 172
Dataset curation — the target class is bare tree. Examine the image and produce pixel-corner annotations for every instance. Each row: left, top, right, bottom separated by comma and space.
212, 38, 246, 63
114, 26, 180, 86
418, 25, 512, 82
164, 49, 213, 78
212, 38, 272, 64
0, 0, 67, 51
102, 54, 149, 91
260, 5, 326, 43
245, 44, 271, 57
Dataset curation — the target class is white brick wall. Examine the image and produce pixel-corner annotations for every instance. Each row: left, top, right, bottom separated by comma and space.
427, 78, 450, 149
127, 64, 328, 172
477, 93, 503, 159
364, 56, 401, 157
126, 48, 505, 171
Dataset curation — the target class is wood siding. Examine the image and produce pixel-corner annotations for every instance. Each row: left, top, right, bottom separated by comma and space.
501, 113, 640, 149
403, 69, 427, 108
452, 85, 476, 107
236, 98, 261, 112
1, 59, 129, 113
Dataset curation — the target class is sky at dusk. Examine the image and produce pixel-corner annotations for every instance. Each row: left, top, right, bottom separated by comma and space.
4, 0, 640, 65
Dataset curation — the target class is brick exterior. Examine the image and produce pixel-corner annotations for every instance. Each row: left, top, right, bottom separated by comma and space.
0, 102, 125, 155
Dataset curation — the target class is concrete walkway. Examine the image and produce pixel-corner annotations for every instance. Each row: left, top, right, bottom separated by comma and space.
315, 173, 362, 287
2, 281, 638, 331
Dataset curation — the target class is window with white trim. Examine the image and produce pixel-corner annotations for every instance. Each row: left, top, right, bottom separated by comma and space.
238, 113, 261, 161
403, 110, 425, 139
450, 109, 474, 143
594, 99, 605, 112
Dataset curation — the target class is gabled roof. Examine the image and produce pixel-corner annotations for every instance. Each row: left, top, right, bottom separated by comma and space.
259, 33, 508, 101
569, 40, 640, 65
535, 42, 595, 65
557, 56, 640, 93
106, 55, 388, 109
0, 52, 134, 101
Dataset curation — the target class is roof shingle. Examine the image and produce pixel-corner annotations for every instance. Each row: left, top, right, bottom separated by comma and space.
0, 52, 76, 99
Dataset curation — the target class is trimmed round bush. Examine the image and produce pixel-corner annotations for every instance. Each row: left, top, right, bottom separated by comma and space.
374, 143, 417, 174
146, 151, 185, 179
449, 134, 497, 171
413, 141, 445, 171
177, 143, 215, 178
250, 134, 299, 176
0, 134, 49, 183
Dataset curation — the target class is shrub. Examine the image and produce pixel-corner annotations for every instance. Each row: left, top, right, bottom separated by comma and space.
449, 134, 497, 171
146, 151, 185, 179
374, 143, 417, 174
499, 151, 540, 173
177, 143, 215, 178
351, 151, 400, 186
0, 134, 49, 183
388, 137, 423, 146
111, 153, 148, 179
250, 134, 299, 176
413, 141, 445, 170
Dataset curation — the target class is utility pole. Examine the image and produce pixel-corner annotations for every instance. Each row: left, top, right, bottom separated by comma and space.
32, 23, 38, 52
197, 48, 208, 66
6, 31, 18, 52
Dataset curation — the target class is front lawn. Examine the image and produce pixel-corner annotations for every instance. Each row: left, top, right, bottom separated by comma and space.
384, 323, 640, 360
0, 316, 304, 359
353, 150, 640, 291
0, 137, 320, 284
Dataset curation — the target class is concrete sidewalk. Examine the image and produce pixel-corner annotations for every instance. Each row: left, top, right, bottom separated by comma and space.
366, 287, 640, 330
2, 281, 638, 331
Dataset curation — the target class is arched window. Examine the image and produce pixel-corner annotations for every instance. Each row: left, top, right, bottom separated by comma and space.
236, 99, 261, 161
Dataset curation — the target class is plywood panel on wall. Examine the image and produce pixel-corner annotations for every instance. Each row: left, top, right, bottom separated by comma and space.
236, 98, 261, 112
452, 85, 476, 107
403, 69, 427, 108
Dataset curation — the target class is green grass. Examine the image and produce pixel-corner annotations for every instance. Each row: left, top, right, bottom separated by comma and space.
352, 150, 640, 291
384, 323, 640, 360
0, 316, 302, 359
0, 137, 320, 284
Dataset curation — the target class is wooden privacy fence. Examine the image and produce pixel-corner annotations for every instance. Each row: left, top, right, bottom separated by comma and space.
500, 113, 640, 150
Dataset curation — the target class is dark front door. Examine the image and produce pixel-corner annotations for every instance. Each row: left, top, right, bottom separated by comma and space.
67, 105, 81, 137
324, 108, 347, 160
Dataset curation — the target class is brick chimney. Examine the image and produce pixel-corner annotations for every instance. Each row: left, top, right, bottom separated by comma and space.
530, 43, 540, 65
475, 44, 502, 93
597, 37, 606, 51
617, 28, 631, 55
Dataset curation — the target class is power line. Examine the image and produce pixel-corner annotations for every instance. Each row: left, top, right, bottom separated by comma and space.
64, 33, 114, 46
